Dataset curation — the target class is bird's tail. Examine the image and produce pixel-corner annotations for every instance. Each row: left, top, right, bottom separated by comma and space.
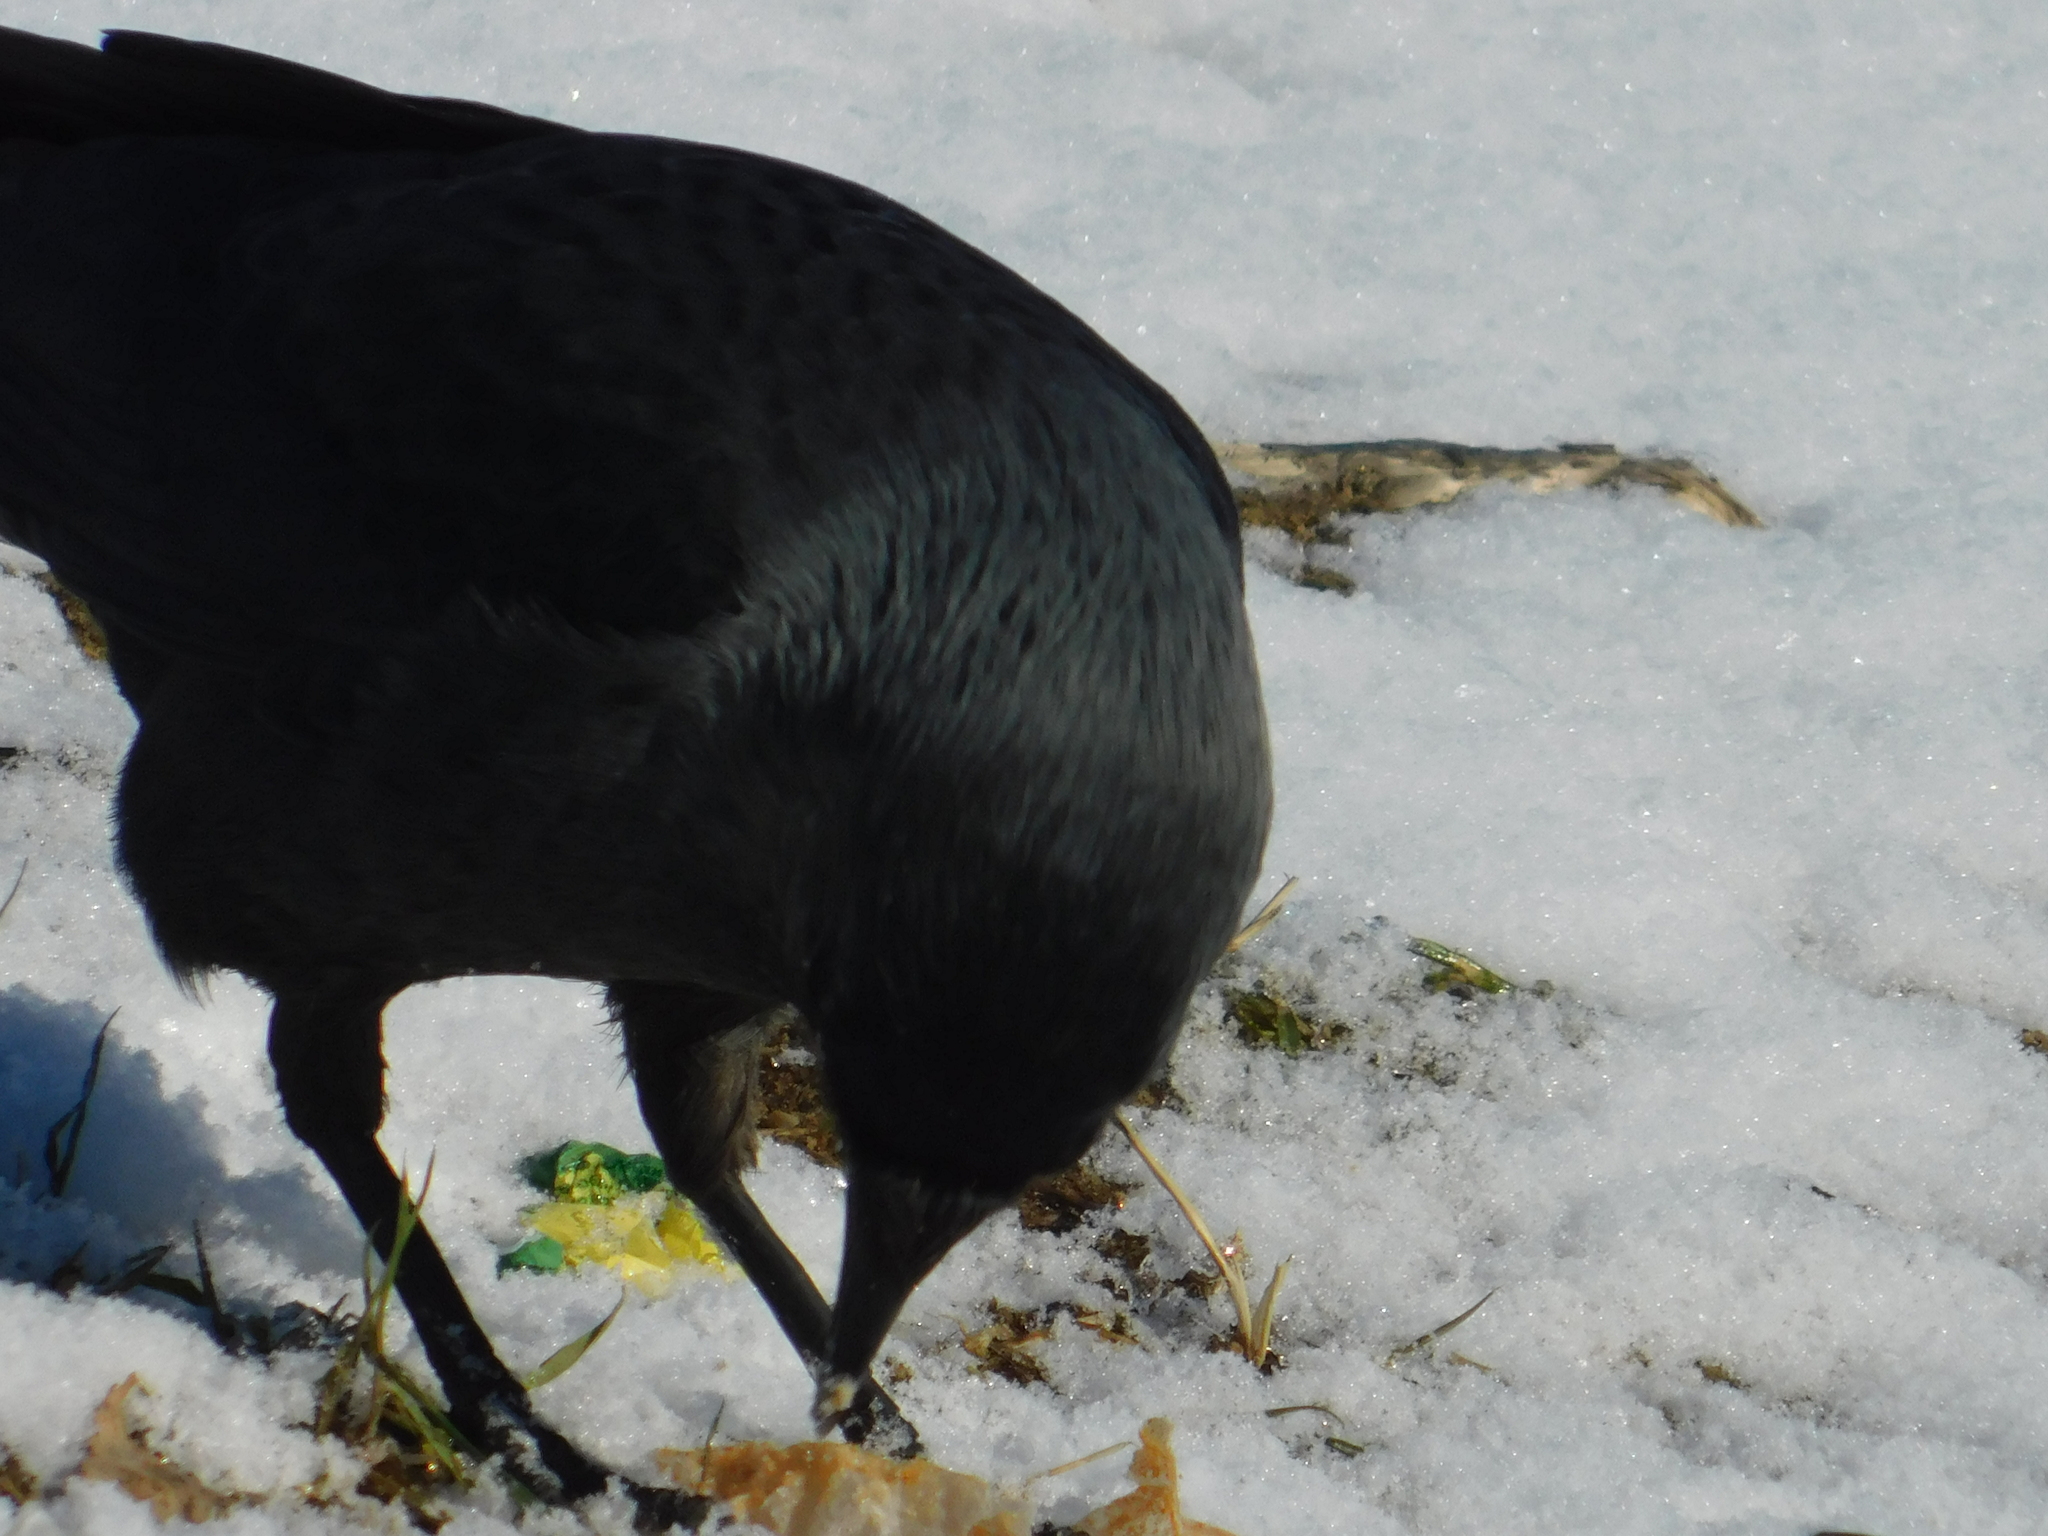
0, 24, 570, 151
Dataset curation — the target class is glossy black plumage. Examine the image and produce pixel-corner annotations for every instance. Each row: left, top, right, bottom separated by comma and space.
0, 25, 1270, 1515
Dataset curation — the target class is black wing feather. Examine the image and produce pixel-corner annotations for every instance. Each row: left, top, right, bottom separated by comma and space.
0, 26, 567, 150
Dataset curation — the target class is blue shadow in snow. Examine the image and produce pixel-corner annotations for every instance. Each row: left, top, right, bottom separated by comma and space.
0, 983, 363, 1281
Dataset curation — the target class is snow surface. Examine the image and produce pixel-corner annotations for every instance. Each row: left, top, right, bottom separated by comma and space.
3, 0, 2047, 1531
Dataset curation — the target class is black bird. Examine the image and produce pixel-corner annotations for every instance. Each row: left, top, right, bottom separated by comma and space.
0, 25, 1271, 1514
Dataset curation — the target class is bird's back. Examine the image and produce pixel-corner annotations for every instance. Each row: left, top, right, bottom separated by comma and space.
0, 26, 1239, 661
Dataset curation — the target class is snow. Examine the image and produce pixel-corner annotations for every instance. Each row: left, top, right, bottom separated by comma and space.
4, 0, 2048, 1531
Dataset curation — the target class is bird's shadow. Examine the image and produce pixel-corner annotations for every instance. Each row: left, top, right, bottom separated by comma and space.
0, 983, 362, 1286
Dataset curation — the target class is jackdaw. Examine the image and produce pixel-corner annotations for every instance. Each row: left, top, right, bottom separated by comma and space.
0, 24, 1271, 1514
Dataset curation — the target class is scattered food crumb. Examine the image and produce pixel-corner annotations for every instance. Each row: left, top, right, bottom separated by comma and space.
0, 1450, 38, 1504
1072, 1418, 1237, 1536
655, 1437, 1029, 1536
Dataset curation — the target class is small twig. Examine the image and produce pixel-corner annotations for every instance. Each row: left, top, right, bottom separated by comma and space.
0, 858, 26, 927
1023, 1440, 1134, 1485
192, 1222, 235, 1348
1249, 1257, 1292, 1363
1384, 1289, 1497, 1368
97, 1243, 174, 1299
1265, 1403, 1347, 1426
684, 1401, 727, 1498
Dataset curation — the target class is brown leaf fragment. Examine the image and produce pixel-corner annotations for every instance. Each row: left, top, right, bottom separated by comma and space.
1695, 1359, 1746, 1389
1290, 565, 1356, 595
1123, 1076, 1183, 1112
1093, 1228, 1152, 1274
756, 1023, 843, 1167
0, 1451, 38, 1504
1072, 1418, 1237, 1536
2021, 1028, 2048, 1055
1220, 439, 1761, 531
352, 1441, 455, 1533
655, 1438, 1029, 1536
32, 572, 110, 662
1066, 1306, 1139, 1348
1018, 1163, 1133, 1234
959, 1302, 1053, 1386
79, 1375, 240, 1522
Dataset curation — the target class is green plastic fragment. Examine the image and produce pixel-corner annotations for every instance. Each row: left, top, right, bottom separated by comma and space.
522, 1141, 670, 1203
498, 1235, 567, 1275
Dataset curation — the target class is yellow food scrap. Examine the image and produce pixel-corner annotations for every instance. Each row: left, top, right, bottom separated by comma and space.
524, 1190, 725, 1295
1074, 1419, 1236, 1536
656, 1439, 1028, 1536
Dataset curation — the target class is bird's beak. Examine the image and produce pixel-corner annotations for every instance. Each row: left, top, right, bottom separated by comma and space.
814, 1163, 1004, 1441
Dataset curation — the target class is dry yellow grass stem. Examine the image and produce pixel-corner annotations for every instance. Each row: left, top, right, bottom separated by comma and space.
1224, 876, 1298, 953
1112, 1112, 1288, 1368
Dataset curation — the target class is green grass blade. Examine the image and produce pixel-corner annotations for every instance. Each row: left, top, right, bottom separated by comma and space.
523, 1291, 627, 1391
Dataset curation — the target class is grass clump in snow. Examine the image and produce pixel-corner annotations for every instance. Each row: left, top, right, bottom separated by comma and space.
1225, 985, 1350, 1055
1017, 1162, 1133, 1234
1221, 439, 1761, 533
1113, 1113, 1289, 1372
956, 1298, 1140, 1387
1218, 880, 1351, 1054
315, 1162, 485, 1525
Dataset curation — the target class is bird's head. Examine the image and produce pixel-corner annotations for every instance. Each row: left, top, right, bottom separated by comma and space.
691, 368, 1273, 1433
786, 731, 1266, 1435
